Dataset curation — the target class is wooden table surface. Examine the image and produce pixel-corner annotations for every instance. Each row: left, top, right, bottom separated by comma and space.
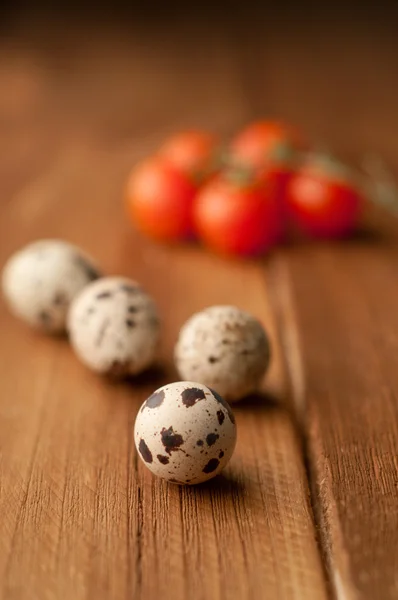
1, 10, 398, 600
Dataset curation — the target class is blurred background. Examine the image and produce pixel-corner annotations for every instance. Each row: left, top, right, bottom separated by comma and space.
1, 0, 398, 158
1, 0, 398, 255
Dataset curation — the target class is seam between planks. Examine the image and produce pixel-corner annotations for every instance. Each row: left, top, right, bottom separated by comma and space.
266, 254, 338, 600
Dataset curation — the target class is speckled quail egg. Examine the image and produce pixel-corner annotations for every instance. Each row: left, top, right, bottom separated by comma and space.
134, 381, 237, 484
175, 305, 270, 402
68, 276, 160, 377
1, 239, 100, 333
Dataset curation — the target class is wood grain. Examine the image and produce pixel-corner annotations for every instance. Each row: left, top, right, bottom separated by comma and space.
276, 239, 398, 600
232, 21, 398, 599
0, 22, 326, 600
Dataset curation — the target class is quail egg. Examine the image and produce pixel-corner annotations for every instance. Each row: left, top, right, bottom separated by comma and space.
1, 239, 100, 333
134, 381, 237, 484
68, 276, 160, 377
175, 305, 270, 402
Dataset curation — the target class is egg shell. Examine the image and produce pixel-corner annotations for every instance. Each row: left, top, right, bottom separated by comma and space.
134, 381, 237, 485
68, 276, 160, 377
1, 239, 100, 333
175, 305, 270, 402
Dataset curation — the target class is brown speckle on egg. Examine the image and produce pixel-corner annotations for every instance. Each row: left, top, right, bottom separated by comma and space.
202, 458, 220, 473
157, 454, 169, 465
96, 290, 112, 300
208, 356, 219, 363
139, 439, 153, 463
206, 433, 219, 446
181, 387, 206, 408
145, 389, 165, 409
53, 291, 67, 306
95, 318, 110, 347
217, 410, 225, 425
161, 426, 184, 455
211, 388, 236, 424
120, 284, 138, 294
74, 255, 100, 281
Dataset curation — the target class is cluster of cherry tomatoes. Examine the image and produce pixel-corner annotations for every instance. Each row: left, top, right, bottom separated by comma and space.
125, 121, 363, 257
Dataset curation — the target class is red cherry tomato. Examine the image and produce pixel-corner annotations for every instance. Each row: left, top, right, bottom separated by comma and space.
229, 120, 305, 206
257, 162, 295, 211
286, 156, 362, 238
229, 120, 305, 170
193, 173, 284, 257
158, 130, 220, 182
125, 157, 197, 242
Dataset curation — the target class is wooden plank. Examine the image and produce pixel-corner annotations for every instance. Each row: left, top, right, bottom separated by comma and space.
233, 21, 398, 599
272, 239, 398, 600
0, 22, 327, 600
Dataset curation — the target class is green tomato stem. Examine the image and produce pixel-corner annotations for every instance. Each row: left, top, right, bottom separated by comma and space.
359, 154, 398, 214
